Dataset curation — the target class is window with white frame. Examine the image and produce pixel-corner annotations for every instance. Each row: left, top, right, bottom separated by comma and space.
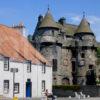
42, 63, 46, 73
42, 80, 45, 92
4, 57, 9, 71
27, 61, 31, 73
14, 83, 19, 94
4, 80, 9, 94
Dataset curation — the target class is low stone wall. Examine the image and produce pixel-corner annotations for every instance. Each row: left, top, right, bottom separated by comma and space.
53, 86, 100, 97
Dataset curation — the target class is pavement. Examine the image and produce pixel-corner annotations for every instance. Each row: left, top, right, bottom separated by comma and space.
0, 97, 100, 100
57, 97, 100, 100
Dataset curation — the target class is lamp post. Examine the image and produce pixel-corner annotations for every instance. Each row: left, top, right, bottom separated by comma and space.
10, 68, 18, 98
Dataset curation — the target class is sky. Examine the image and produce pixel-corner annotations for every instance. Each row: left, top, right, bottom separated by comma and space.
0, 0, 100, 41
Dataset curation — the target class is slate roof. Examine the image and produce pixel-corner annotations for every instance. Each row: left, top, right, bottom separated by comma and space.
39, 9, 59, 29
76, 17, 93, 33
0, 24, 48, 64
56, 22, 77, 35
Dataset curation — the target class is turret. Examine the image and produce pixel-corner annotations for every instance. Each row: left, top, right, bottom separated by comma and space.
33, 8, 65, 85
37, 8, 61, 44
38, 8, 59, 30
75, 14, 96, 47
74, 14, 97, 85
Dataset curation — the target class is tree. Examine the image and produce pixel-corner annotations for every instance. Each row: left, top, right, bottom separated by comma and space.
27, 34, 33, 44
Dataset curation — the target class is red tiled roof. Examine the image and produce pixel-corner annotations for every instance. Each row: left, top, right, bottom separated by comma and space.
0, 24, 48, 64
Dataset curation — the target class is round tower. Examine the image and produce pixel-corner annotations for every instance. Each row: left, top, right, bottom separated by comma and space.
33, 9, 64, 85
74, 15, 97, 85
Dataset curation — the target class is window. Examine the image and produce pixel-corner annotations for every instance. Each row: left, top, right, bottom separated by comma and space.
14, 83, 19, 94
27, 61, 31, 73
42, 80, 45, 92
4, 57, 9, 71
72, 61, 76, 72
81, 53, 85, 58
42, 63, 46, 73
89, 65, 93, 69
52, 30, 54, 36
4, 80, 9, 94
53, 77, 57, 85
52, 59, 57, 71
72, 50, 76, 58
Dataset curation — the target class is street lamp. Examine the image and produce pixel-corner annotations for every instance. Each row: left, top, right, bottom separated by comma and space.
10, 68, 18, 98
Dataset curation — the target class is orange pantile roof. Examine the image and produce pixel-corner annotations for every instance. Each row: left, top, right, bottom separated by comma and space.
0, 24, 48, 64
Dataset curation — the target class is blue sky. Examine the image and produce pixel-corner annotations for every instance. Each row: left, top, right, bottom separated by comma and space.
0, 0, 100, 41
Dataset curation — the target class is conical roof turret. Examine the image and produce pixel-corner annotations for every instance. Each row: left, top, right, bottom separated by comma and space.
39, 8, 59, 29
76, 14, 93, 33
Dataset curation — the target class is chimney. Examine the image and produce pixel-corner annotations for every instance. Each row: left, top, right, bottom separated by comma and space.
58, 17, 66, 25
12, 22, 26, 35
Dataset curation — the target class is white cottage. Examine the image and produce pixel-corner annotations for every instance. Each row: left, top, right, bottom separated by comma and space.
0, 25, 52, 98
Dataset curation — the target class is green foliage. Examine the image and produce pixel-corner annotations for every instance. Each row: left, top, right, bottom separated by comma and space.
96, 47, 100, 65
53, 85, 80, 91
96, 80, 100, 84
97, 47, 100, 58
27, 34, 33, 43
96, 58, 100, 65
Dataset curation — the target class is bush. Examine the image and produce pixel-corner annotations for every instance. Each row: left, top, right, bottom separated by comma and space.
53, 85, 80, 91
96, 80, 100, 84
97, 47, 100, 58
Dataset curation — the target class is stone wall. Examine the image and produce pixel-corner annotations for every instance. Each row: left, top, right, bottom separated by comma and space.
33, 22, 97, 85
53, 86, 100, 97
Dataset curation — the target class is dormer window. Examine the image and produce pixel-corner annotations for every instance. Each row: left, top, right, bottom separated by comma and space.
4, 57, 9, 71
27, 61, 31, 73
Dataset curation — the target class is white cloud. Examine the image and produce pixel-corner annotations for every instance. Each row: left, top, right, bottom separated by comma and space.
87, 16, 100, 42
87, 16, 100, 24
70, 16, 81, 23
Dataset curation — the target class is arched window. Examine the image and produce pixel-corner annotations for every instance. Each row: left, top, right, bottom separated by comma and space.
62, 77, 69, 85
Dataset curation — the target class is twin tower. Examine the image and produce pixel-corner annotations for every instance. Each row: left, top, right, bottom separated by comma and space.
32, 9, 97, 85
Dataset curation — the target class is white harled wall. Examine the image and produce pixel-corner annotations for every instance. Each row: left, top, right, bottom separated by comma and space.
0, 59, 52, 98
